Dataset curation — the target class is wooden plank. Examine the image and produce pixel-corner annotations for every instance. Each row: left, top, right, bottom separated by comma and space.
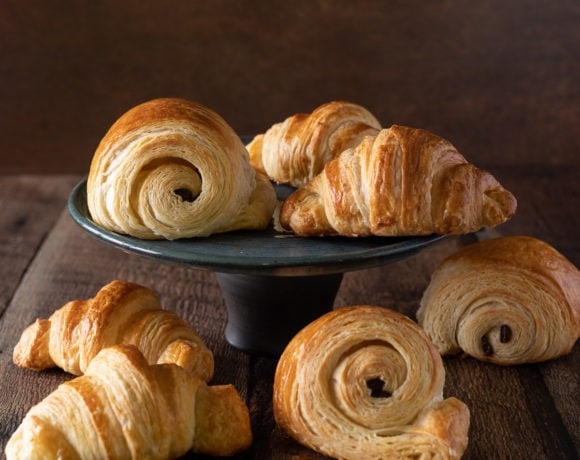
1, 169, 578, 459
494, 165, 580, 453
0, 175, 81, 447
539, 350, 580, 451
517, 363, 579, 459
0, 175, 80, 317
445, 358, 557, 460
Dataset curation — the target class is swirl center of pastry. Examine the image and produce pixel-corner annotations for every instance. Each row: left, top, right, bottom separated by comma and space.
366, 377, 392, 398
174, 188, 197, 202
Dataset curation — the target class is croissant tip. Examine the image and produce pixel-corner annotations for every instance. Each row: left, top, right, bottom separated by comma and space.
13, 319, 53, 370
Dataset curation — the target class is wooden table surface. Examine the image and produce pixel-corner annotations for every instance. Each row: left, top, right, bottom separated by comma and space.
0, 169, 578, 459
1, 1, 579, 459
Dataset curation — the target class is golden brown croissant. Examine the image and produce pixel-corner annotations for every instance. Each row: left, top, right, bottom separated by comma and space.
417, 236, 580, 364
273, 305, 470, 460
5, 344, 253, 459
280, 125, 517, 236
13, 280, 214, 381
87, 97, 277, 240
246, 100, 381, 187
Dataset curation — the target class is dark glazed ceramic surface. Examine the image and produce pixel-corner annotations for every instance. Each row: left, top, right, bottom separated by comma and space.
68, 178, 445, 276
217, 272, 344, 356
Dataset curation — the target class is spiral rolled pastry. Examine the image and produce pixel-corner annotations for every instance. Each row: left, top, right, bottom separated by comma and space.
13, 280, 214, 381
6, 345, 253, 459
417, 236, 580, 364
87, 98, 277, 239
273, 305, 470, 460
246, 100, 381, 187
280, 125, 517, 237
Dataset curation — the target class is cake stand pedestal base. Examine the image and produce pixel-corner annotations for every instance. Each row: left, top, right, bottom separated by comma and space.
216, 272, 344, 356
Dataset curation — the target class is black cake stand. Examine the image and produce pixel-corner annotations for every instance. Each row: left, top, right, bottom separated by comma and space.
68, 178, 444, 356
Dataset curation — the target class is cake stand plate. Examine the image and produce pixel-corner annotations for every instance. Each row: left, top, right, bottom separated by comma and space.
69, 178, 444, 356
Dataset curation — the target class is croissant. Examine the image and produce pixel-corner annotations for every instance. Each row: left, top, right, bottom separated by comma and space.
280, 125, 517, 236
246, 100, 381, 187
417, 236, 580, 364
273, 305, 470, 460
13, 280, 214, 382
87, 97, 277, 240
5, 344, 253, 459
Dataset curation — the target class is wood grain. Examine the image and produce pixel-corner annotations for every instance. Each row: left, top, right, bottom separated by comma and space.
1, 172, 577, 459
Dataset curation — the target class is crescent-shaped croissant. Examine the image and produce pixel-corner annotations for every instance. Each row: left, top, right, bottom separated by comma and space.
417, 236, 580, 364
280, 125, 517, 236
87, 98, 277, 240
5, 345, 252, 459
13, 280, 214, 382
273, 305, 470, 460
246, 100, 381, 187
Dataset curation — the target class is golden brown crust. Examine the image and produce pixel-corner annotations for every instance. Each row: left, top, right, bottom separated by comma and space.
13, 280, 214, 381
273, 305, 470, 459
12, 319, 53, 371
87, 98, 276, 240
417, 236, 580, 364
6, 345, 252, 459
280, 125, 517, 236
246, 100, 381, 187
193, 384, 253, 456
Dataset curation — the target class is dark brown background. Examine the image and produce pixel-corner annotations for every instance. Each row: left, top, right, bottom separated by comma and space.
2, 0, 579, 174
